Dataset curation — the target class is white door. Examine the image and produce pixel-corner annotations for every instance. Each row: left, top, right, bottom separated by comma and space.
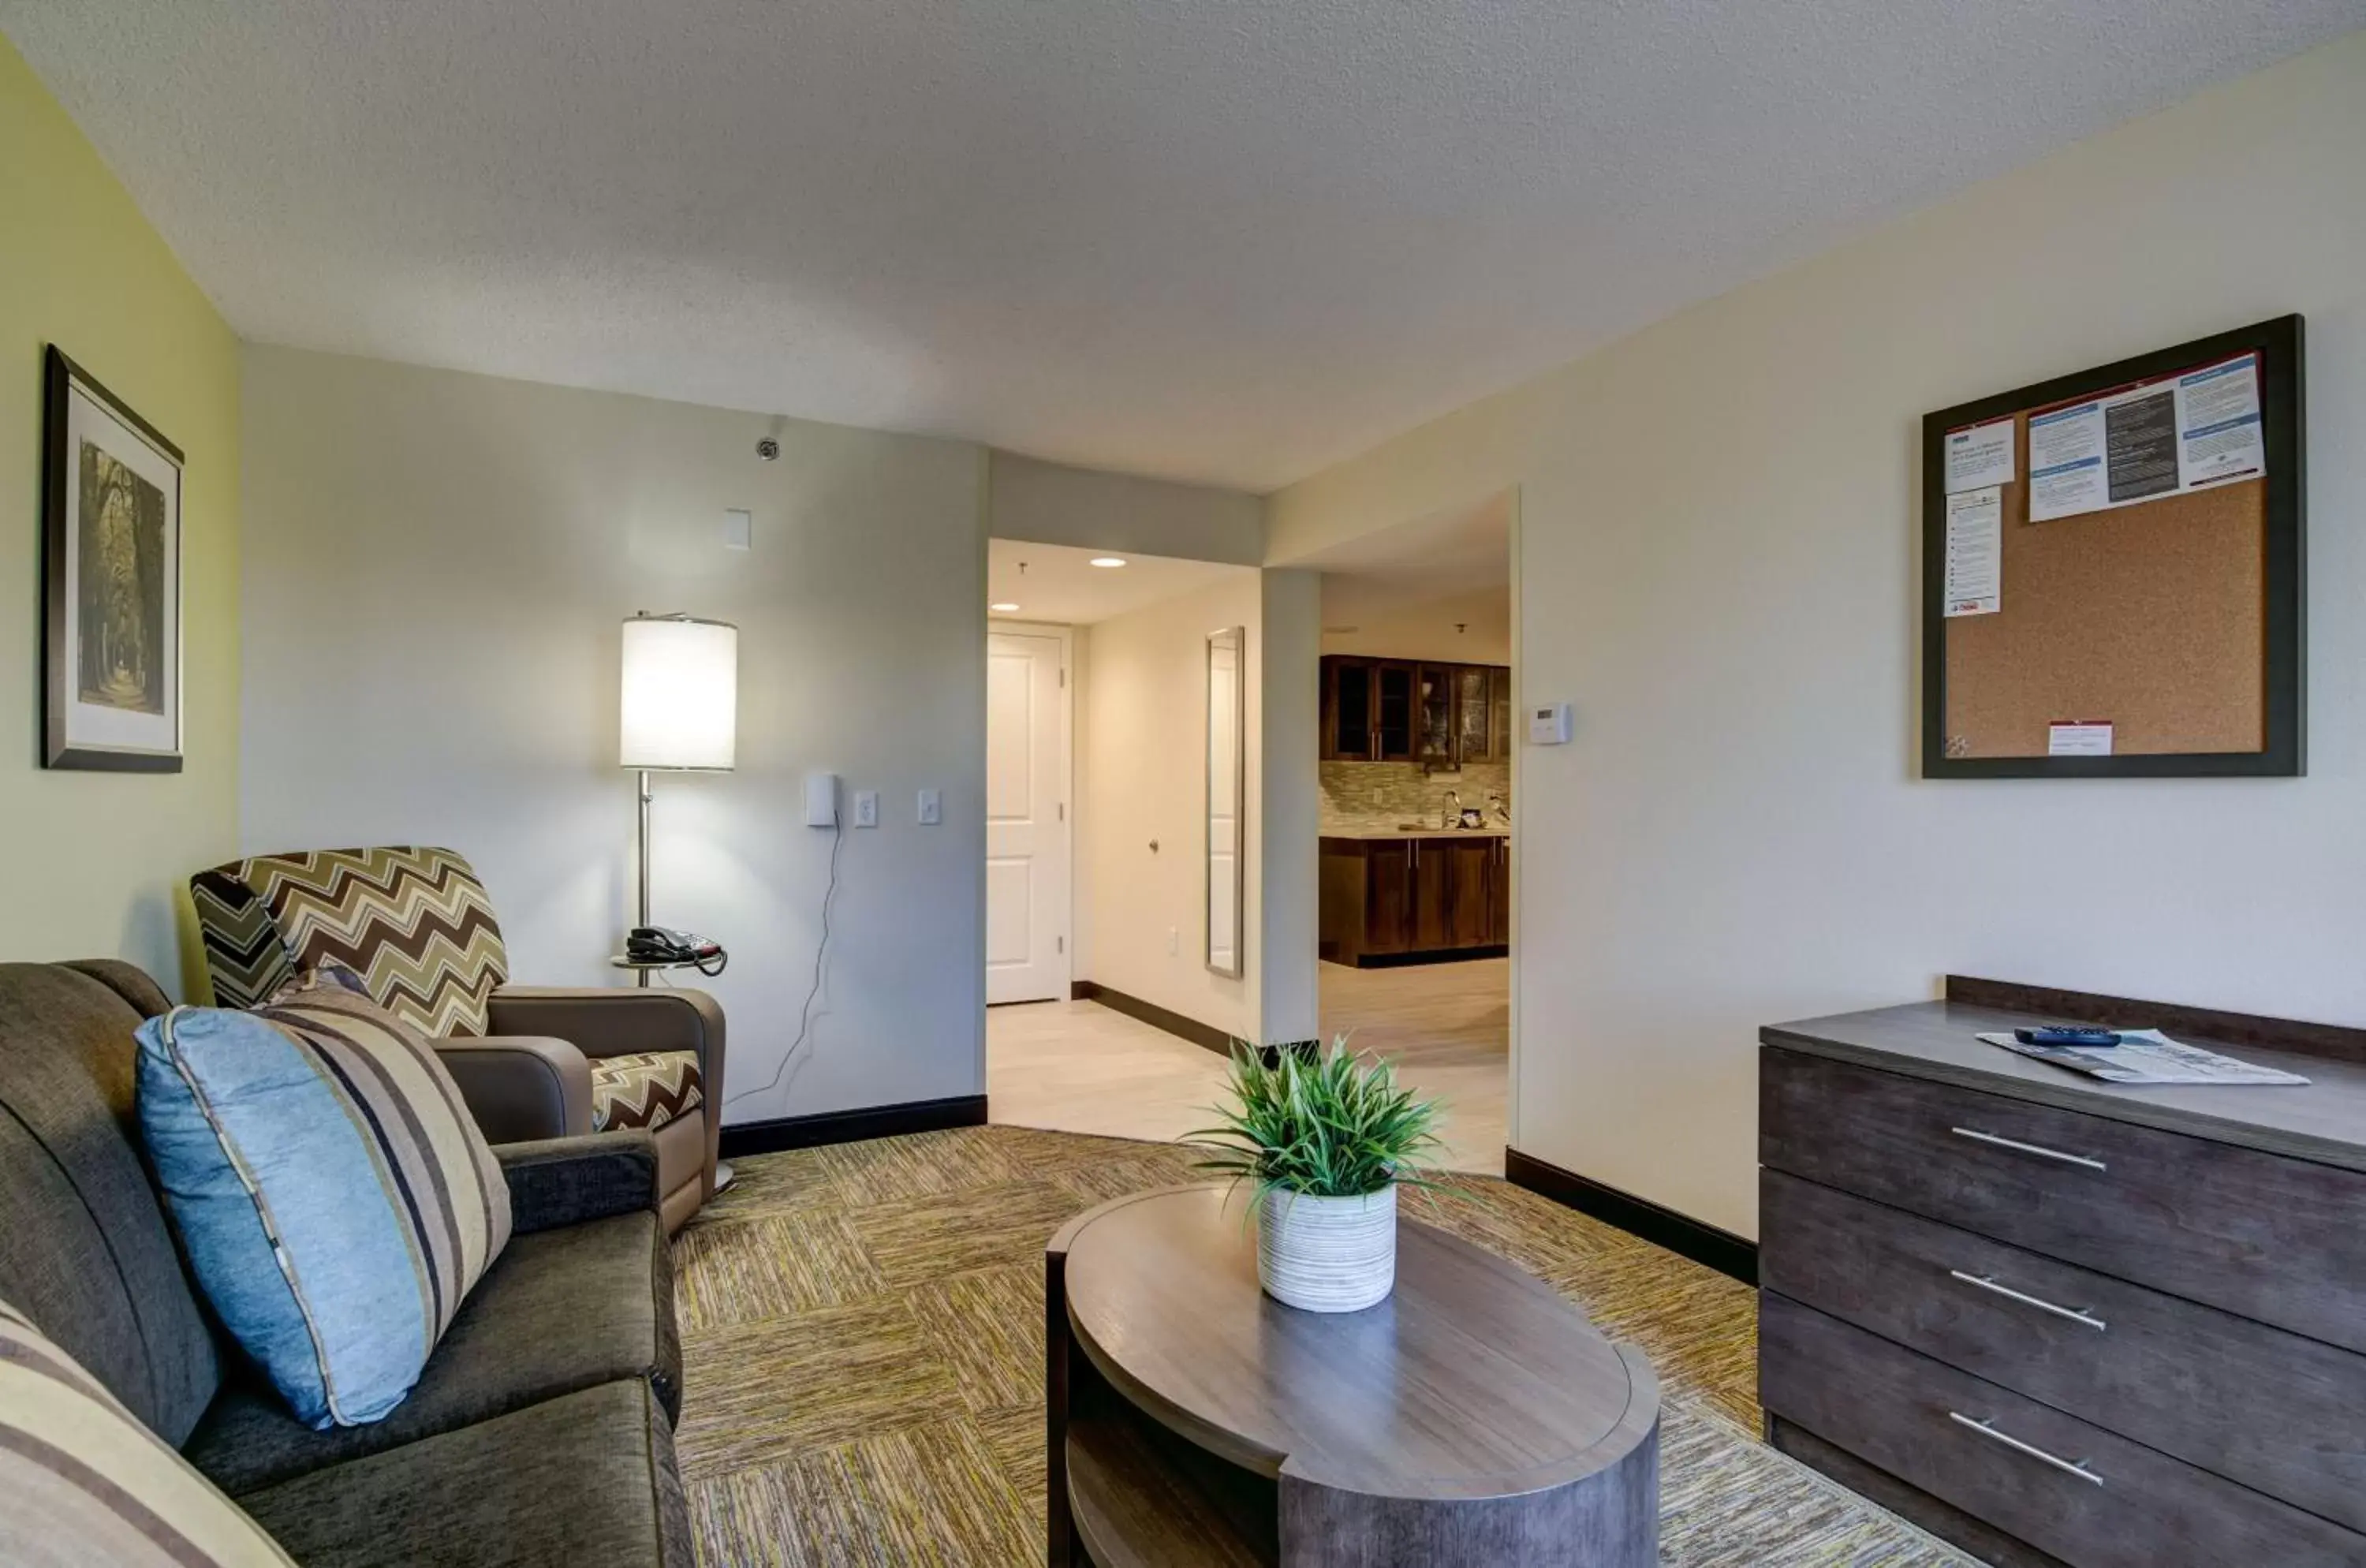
985, 629, 1069, 1003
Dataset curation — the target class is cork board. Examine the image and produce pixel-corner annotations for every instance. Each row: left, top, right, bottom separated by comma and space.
1921, 316, 2304, 778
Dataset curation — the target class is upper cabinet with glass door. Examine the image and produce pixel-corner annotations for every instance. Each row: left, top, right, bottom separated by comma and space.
1320, 655, 1510, 766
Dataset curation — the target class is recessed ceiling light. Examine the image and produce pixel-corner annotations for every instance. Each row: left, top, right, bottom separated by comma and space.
990, 602, 1020, 612
1088, 556, 1127, 569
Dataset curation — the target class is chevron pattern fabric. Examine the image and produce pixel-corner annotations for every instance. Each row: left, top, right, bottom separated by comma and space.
591, 1051, 705, 1133
191, 847, 509, 1037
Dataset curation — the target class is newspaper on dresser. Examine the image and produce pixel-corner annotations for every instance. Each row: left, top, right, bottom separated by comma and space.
1977, 1028, 2309, 1087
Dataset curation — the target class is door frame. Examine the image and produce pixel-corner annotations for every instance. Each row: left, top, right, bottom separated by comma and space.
985, 620, 1075, 1002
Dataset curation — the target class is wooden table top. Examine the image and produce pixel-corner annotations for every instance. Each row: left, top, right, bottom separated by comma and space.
1052, 1185, 1658, 1502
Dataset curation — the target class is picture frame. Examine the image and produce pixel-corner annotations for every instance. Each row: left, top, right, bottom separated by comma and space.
43, 345, 184, 771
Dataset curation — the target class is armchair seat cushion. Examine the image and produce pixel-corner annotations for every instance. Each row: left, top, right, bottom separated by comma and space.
590, 1051, 704, 1134
233, 1379, 691, 1568
185, 1211, 678, 1496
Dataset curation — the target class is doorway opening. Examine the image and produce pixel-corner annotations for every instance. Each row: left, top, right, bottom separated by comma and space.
1298, 491, 1516, 1172
982, 539, 1269, 1144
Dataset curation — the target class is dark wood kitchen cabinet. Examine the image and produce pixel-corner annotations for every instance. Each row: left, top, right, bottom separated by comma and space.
1319, 834, 1509, 966
1488, 666, 1513, 762
1486, 834, 1510, 943
1321, 655, 1510, 766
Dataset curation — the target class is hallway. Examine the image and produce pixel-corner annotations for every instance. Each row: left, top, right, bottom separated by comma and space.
987, 958, 1508, 1173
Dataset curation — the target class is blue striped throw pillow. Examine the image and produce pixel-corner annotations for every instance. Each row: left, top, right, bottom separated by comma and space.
136, 982, 512, 1428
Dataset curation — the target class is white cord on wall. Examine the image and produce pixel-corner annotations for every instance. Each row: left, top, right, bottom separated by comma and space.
722, 811, 844, 1113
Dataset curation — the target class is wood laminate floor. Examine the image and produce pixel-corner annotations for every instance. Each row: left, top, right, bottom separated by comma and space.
985, 958, 1509, 1173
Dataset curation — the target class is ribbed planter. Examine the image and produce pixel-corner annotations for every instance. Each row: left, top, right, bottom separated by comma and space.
1256, 1185, 1398, 1312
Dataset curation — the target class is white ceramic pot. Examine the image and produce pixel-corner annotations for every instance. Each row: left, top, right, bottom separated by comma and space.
1256, 1185, 1398, 1312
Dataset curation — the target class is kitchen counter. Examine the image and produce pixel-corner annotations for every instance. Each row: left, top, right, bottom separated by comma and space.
1320, 824, 1510, 841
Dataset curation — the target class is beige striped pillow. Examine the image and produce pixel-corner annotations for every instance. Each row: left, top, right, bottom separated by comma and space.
0, 1297, 296, 1566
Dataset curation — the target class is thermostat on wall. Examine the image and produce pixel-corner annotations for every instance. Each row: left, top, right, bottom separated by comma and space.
1528, 703, 1573, 745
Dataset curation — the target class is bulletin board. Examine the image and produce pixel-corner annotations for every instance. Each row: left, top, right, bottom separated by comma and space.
1920, 315, 2304, 778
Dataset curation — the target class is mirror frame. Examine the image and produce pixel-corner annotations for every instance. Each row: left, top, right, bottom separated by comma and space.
1206, 625, 1246, 977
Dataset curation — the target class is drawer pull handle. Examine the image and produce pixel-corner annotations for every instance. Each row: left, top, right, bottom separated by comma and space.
1948, 1412, 2103, 1486
1949, 1270, 2108, 1331
1949, 1126, 2107, 1171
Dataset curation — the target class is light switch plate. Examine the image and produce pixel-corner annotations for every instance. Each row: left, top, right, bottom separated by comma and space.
853, 790, 879, 828
722, 509, 752, 550
917, 788, 942, 826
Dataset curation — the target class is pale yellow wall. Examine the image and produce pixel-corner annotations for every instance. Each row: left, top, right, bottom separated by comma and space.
0, 37, 240, 995
1269, 32, 2366, 1238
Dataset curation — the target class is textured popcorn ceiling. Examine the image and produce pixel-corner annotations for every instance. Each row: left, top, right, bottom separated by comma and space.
6, 2, 2359, 490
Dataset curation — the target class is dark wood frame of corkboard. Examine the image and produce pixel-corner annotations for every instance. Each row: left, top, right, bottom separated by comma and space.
1920, 315, 2304, 779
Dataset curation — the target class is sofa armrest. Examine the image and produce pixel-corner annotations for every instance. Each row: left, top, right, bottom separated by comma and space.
438, 1036, 594, 1144
495, 1133, 661, 1234
488, 987, 727, 1199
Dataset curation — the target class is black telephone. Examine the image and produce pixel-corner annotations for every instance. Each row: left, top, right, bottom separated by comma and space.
627, 926, 729, 976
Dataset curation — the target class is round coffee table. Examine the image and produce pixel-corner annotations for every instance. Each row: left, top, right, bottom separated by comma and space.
1045, 1185, 1659, 1566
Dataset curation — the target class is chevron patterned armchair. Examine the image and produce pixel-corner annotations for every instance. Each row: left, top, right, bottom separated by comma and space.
190, 846, 724, 1232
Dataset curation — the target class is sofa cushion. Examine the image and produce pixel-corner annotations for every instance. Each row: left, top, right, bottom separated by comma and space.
233, 1380, 692, 1568
0, 1296, 295, 1567
192, 846, 509, 1036
590, 1050, 704, 1134
185, 1210, 678, 1495
136, 988, 511, 1428
0, 963, 222, 1445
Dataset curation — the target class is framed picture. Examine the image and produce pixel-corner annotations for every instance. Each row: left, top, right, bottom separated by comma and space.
43, 346, 183, 771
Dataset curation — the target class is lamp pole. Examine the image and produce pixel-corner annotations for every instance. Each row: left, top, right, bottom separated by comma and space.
635, 767, 654, 987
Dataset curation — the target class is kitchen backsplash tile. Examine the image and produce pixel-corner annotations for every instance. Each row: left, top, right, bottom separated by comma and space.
1320, 760, 1510, 832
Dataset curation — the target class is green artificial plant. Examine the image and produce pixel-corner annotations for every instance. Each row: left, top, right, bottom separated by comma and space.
1190, 1036, 1445, 1204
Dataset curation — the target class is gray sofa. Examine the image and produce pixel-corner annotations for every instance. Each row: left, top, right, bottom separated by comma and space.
0, 958, 692, 1566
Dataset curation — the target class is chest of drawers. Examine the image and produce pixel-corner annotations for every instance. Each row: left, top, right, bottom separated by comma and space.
1758, 980, 2366, 1568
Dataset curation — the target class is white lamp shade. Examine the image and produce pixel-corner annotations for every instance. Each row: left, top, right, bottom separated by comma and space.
621, 617, 737, 769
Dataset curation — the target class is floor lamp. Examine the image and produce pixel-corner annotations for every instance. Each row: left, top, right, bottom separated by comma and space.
618, 612, 738, 981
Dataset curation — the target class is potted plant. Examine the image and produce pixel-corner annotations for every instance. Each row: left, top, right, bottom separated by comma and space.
1191, 1038, 1445, 1313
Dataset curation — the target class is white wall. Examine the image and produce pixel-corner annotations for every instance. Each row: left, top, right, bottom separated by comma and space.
1078, 570, 1267, 1040
241, 347, 987, 1123
989, 451, 1263, 566
1258, 569, 1322, 1046
1319, 584, 1511, 665
1269, 33, 2366, 1238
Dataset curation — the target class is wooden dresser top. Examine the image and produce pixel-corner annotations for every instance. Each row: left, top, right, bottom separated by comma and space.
1764, 992, 2366, 1174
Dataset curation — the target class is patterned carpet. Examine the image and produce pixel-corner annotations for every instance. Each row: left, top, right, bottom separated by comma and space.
670, 1125, 1969, 1566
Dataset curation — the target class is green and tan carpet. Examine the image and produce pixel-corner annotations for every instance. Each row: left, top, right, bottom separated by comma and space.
671, 1125, 1970, 1566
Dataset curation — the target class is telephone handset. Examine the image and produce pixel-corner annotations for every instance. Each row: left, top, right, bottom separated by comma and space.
627, 926, 729, 976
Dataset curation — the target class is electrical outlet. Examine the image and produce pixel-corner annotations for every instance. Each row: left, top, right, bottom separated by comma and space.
1166, 926, 1178, 956
917, 788, 942, 826
853, 790, 879, 828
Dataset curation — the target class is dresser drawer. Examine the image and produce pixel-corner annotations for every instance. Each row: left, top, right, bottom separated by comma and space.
1760, 1294, 2366, 1568
1761, 1046, 2366, 1354
1762, 1170, 2366, 1530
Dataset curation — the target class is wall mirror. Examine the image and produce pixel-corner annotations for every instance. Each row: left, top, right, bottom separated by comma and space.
1206, 625, 1245, 977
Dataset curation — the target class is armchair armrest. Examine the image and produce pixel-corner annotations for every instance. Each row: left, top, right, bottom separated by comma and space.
496, 1133, 662, 1234
488, 987, 727, 1200
437, 1036, 593, 1144
487, 987, 723, 1066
